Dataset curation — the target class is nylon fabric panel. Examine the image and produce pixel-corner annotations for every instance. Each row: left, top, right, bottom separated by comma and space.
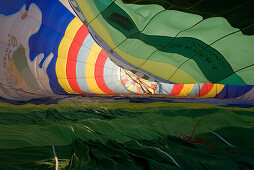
76, 34, 95, 94
196, 83, 214, 97
95, 50, 117, 94
85, 43, 106, 94
201, 84, 225, 98
178, 84, 194, 96
74, 0, 254, 85
66, 25, 89, 94
170, 84, 184, 96
56, 17, 82, 94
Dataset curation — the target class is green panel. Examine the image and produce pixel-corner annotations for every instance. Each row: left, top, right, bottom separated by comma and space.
76, 0, 113, 22
236, 66, 254, 85
121, 0, 254, 35
170, 59, 207, 83
178, 17, 238, 44
76, 0, 254, 85
220, 66, 254, 85
117, 38, 157, 61
211, 31, 254, 74
141, 10, 203, 37
121, 2, 164, 31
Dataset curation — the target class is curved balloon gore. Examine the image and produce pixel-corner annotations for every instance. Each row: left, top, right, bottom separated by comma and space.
70, 0, 254, 85
0, 0, 131, 100
0, 0, 253, 103
121, 70, 254, 103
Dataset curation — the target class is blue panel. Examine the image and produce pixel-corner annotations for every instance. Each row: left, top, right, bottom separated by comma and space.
25, 0, 73, 94
217, 85, 254, 99
0, 0, 24, 16
236, 85, 253, 97
29, 25, 45, 61
47, 55, 67, 94
226, 85, 238, 98
47, 3, 75, 35
216, 86, 227, 98
39, 27, 62, 55
29, 50, 41, 62
25, 0, 57, 25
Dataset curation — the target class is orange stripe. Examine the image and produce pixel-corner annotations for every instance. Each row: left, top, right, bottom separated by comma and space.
137, 86, 142, 94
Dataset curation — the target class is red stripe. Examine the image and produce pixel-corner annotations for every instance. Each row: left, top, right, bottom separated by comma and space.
196, 83, 214, 97
94, 50, 117, 94
66, 25, 89, 94
137, 86, 141, 94
170, 84, 184, 96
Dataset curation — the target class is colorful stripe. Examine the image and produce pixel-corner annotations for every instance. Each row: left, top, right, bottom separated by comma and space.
56, 17, 118, 95
56, 17, 83, 94
103, 58, 125, 94
85, 43, 106, 94
76, 34, 95, 94
121, 77, 132, 85
120, 70, 158, 94
196, 83, 214, 97
66, 25, 89, 94
187, 84, 202, 97
95, 50, 117, 94
201, 84, 225, 98
137, 84, 142, 94
178, 84, 194, 96
120, 70, 228, 97
170, 84, 184, 96
128, 81, 136, 92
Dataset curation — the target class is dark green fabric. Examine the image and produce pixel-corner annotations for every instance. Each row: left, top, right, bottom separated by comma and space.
99, 2, 243, 83
0, 101, 254, 169
122, 0, 254, 35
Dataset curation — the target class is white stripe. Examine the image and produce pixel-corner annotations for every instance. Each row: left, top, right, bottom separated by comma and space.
103, 57, 122, 93
187, 83, 201, 97
136, 141, 181, 168
211, 131, 236, 147
76, 34, 95, 93
52, 145, 59, 170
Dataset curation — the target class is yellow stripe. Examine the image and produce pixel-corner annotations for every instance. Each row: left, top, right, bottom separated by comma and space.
128, 84, 135, 91
56, 17, 83, 94
201, 84, 225, 98
85, 43, 106, 94
216, 84, 225, 94
178, 84, 194, 96
126, 77, 132, 81
140, 80, 155, 94
143, 80, 152, 87
120, 71, 126, 76
148, 88, 155, 94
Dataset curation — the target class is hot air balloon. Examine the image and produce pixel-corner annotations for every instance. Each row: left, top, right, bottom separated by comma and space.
0, 1, 254, 170
0, 0, 132, 100
0, 0, 253, 103
69, 0, 254, 86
